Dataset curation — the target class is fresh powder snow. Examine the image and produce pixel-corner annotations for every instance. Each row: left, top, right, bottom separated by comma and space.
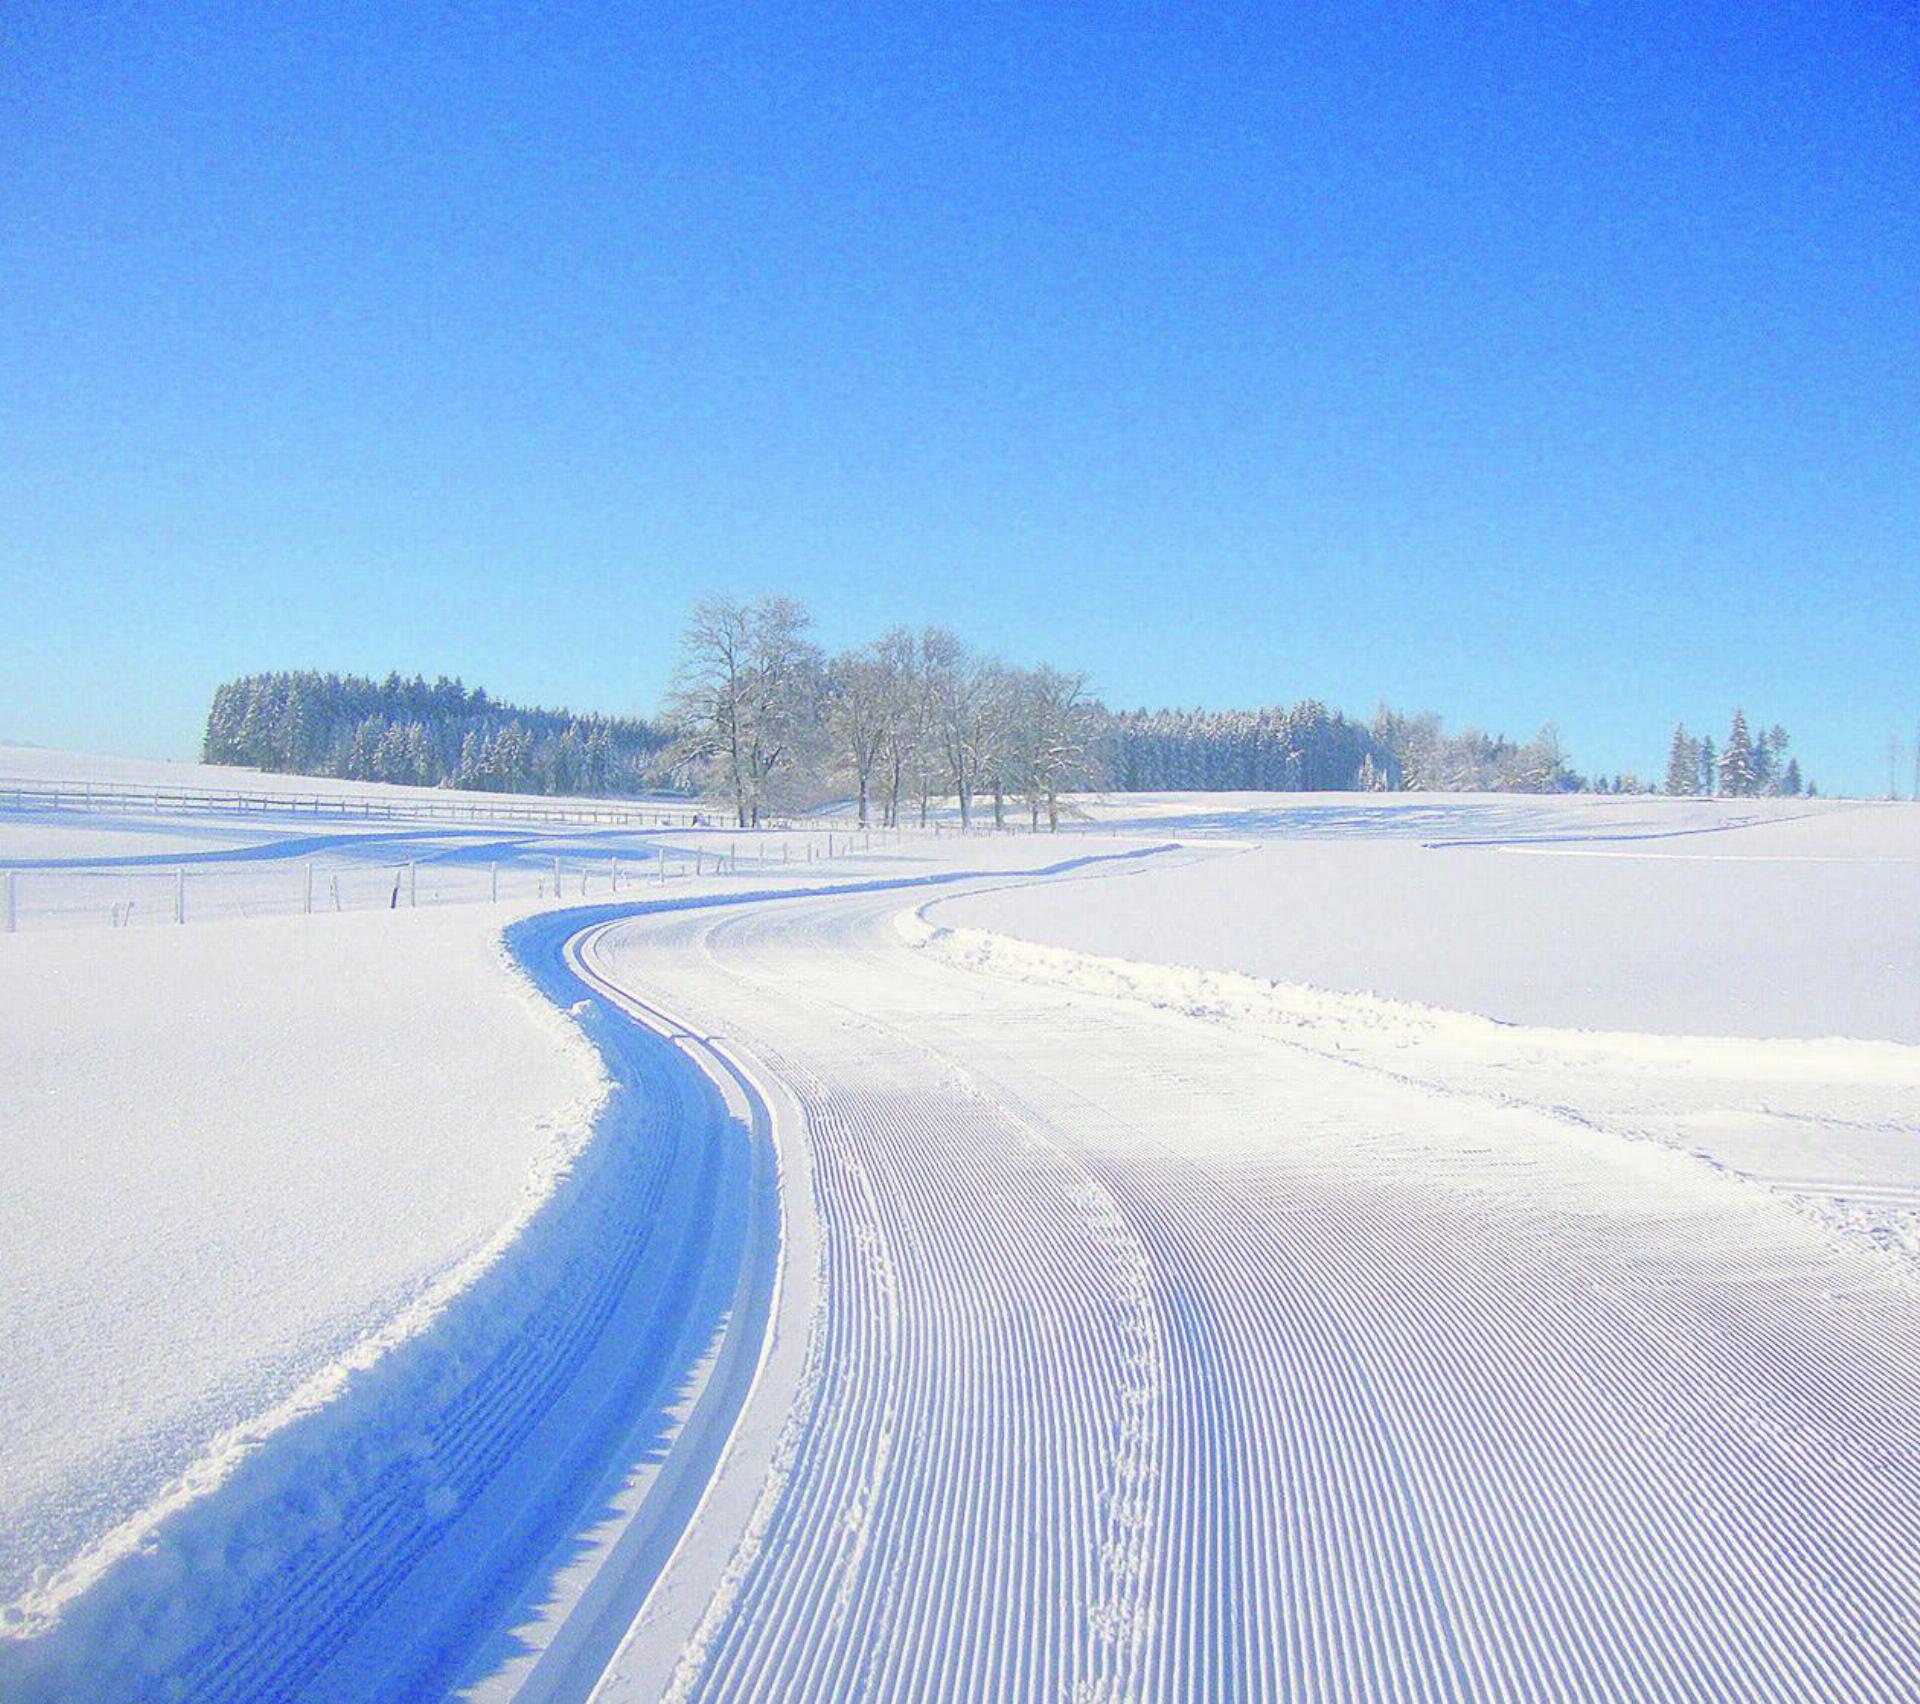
949, 792, 1920, 1040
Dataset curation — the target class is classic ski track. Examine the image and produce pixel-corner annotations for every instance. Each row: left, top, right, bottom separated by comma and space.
175, 906, 781, 1704
5, 904, 789, 1704
577, 871, 1920, 1703
482, 918, 796, 1704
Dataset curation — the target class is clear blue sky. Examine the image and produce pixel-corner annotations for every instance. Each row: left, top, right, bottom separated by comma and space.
2, 2, 1913, 792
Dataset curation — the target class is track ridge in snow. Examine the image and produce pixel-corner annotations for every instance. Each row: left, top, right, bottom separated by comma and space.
570, 873, 1920, 1701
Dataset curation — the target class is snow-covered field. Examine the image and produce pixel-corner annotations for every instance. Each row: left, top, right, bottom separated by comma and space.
5, 775, 1920, 1700
0, 743, 689, 816
979, 793, 1920, 1039
0, 908, 606, 1638
0, 743, 964, 931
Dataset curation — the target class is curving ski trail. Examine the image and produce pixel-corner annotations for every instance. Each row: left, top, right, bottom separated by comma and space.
15, 843, 1920, 1702
1, 905, 781, 1704
582, 873, 1920, 1703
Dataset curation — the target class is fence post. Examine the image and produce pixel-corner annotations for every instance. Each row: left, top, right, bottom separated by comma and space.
2, 869, 13, 933
611, 857, 619, 893
304, 861, 314, 915
174, 868, 185, 925
331, 874, 342, 911
408, 861, 418, 908
490, 862, 499, 903
657, 847, 666, 884
553, 857, 562, 898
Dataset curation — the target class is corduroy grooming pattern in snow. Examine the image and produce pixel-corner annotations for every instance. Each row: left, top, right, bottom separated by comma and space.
590, 883, 1920, 1704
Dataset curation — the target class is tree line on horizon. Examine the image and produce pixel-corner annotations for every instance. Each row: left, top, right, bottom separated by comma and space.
1664, 712, 1809, 798
665, 597, 1102, 829
662, 596, 1582, 825
203, 599, 1649, 815
201, 671, 671, 795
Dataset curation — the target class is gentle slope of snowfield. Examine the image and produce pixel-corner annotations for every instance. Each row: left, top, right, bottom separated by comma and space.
956, 795, 1920, 1039
0, 742, 1002, 932
0, 743, 686, 815
6, 782, 1920, 1700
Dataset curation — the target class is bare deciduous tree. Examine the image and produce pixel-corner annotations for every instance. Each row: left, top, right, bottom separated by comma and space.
826, 640, 900, 828
873, 628, 921, 828
1019, 666, 1097, 830
668, 594, 821, 826
922, 627, 988, 828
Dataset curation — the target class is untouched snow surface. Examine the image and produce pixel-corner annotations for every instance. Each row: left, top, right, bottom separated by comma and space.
952, 795, 1920, 1039
0, 907, 606, 1637
0, 743, 687, 815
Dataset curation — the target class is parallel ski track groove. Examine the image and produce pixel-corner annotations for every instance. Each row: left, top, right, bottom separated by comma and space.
576, 879, 1920, 1703
53, 901, 775, 1704
174, 1030, 712, 1704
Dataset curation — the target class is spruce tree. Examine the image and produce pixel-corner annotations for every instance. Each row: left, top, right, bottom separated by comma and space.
1665, 724, 1696, 795
1761, 724, 1791, 795
1719, 710, 1757, 798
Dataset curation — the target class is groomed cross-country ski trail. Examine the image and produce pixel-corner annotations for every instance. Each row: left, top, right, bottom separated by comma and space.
10, 836, 1920, 1702
588, 864, 1920, 1703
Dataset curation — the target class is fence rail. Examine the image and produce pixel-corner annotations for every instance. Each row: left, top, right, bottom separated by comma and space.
0, 799, 1111, 934
0, 850, 770, 932
0, 821, 1049, 932
0, 780, 701, 829
0, 778, 1101, 837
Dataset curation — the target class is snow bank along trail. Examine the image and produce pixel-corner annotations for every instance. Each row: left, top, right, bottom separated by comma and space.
0, 903, 778, 1703
0, 908, 604, 1634
581, 867, 1920, 1702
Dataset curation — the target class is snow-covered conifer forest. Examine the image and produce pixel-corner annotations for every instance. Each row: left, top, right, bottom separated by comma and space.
205, 597, 1809, 824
